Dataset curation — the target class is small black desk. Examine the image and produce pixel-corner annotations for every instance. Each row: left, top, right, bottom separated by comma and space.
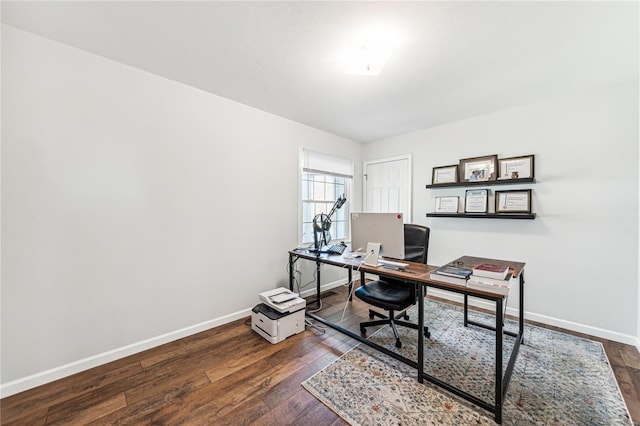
288, 250, 525, 424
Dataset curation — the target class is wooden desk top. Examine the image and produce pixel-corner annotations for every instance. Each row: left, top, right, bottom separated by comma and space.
289, 250, 525, 300
288, 249, 437, 280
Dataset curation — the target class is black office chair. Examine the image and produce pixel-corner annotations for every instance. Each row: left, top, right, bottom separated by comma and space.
355, 224, 431, 348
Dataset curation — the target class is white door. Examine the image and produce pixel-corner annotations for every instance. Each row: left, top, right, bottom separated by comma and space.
363, 155, 412, 222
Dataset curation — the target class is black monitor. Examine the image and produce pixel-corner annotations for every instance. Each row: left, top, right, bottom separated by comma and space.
350, 212, 405, 260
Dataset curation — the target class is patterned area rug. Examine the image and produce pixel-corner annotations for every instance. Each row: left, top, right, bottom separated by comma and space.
303, 299, 632, 425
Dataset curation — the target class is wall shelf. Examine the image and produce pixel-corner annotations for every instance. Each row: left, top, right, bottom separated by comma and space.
426, 177, 535, 189
426, 212, 536, 220
427, 159, 536, 219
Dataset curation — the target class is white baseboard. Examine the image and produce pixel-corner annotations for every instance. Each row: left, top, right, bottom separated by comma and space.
297, 277, 350, 299
428, 289, 638, 346
0, 308, 252, 398
4, 283, 635, 398
0, 280, 350, 399
300, 283, 639, 346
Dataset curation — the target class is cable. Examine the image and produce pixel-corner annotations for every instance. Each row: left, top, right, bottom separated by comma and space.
336, 251, 375, 322
306, 298, 323, 313
298, 269, 317, 290
339, 277, 359, 322
305, 318, 325, 334
355, 250, 375, 273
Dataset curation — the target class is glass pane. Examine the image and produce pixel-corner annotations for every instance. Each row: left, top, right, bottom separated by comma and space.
301, 176, 311, 200
326, 182, 335, 199
302, 222, 313, 244
312, 180, 325, 201
333, 221, 344, 239
302, 202, 313, 223
313, 203, 324, 216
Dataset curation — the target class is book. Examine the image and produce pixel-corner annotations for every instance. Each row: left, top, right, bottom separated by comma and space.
468, 274, 512, 287
466, 280, 510, 295
430, 264, 473, 286
471, 263, 510, 280
467, 272, 513, 295
429, 272, 468, 286
432, 264, 473, 279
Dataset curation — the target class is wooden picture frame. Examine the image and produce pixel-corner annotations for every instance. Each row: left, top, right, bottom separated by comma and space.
435, 196, 459, 213
498, 155, 534, 180
464, 189, 488, 213
432, 165, 458, 185
459, 155, 498, 182
495, 189, 532, 213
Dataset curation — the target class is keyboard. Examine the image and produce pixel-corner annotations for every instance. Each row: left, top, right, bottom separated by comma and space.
378, 259, 409, 269
327, 244, 346, 255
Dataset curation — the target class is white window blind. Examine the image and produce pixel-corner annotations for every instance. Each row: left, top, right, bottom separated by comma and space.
303, 149, 354, 179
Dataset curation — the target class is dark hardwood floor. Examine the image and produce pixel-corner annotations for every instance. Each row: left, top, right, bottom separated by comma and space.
2, 285, 639, 425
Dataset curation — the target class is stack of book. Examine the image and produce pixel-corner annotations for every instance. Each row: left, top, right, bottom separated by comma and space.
429, 264, 473, 286
466, 263, 513, 295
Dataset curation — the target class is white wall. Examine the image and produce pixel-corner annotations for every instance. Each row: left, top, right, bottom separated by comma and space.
0, 25, 362, 394
2, 23, 638, 396
363, 79, 639, 342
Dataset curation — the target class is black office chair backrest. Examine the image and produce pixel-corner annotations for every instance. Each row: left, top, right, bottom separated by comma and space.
403, 224, 430, 264
379, 224, 429, 291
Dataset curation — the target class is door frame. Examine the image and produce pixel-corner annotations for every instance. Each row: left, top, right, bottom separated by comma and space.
363, 154, 413, 223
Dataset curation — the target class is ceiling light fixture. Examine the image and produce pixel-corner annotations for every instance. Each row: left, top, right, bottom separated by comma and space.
341, 25, 405, 76
345, 44, 392, 76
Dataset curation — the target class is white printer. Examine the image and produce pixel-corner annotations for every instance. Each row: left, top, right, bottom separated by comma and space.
251, 287, 306, 344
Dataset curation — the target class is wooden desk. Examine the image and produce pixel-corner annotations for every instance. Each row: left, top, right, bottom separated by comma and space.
423, 255, 525, 424
288, 250, 525, 424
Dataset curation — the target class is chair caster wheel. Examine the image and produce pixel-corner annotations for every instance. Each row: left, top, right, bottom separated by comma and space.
403, 313, 409, 320
395, 340, 402, 349
360, 328, 367, 335
369, 314, 375, 320
424, 328, 431, 338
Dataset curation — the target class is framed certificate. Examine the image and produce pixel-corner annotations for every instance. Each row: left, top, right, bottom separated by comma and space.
432, 165, 458, 185
498, 155, 534, 180
435, 196, 459, 213
495, 189, 532, 213
465, 189, 488, 213
459, 155, 498, 182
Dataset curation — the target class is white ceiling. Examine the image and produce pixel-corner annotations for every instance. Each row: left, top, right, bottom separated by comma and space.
2, 1, 638, 142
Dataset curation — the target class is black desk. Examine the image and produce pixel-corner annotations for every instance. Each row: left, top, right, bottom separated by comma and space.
288, 250, 525, 424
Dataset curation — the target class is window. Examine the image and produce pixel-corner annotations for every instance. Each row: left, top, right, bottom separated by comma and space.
300, 149, 353, 245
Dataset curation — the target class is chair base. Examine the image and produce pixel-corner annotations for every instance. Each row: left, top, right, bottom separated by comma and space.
360, 309, 430, 348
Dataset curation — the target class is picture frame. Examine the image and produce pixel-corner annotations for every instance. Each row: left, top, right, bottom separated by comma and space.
459, 155, 498, 182
498, 155, 534, 180
464, 189, 488, 213
435, 196, 459, 213
432, 165, 458, 185
495, 189, 532, 213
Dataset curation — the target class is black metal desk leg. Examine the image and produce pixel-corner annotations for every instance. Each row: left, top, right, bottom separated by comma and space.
495, 297, 504, 424
418, 283, 424, 383
315, 257, 321, 309
289, 253, 294, 291
348, 269, 353, 301
519, 271, 525, 343
463, 294, 469, 327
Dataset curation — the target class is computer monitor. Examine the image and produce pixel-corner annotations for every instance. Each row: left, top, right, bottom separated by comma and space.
350, 212, 405, 260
